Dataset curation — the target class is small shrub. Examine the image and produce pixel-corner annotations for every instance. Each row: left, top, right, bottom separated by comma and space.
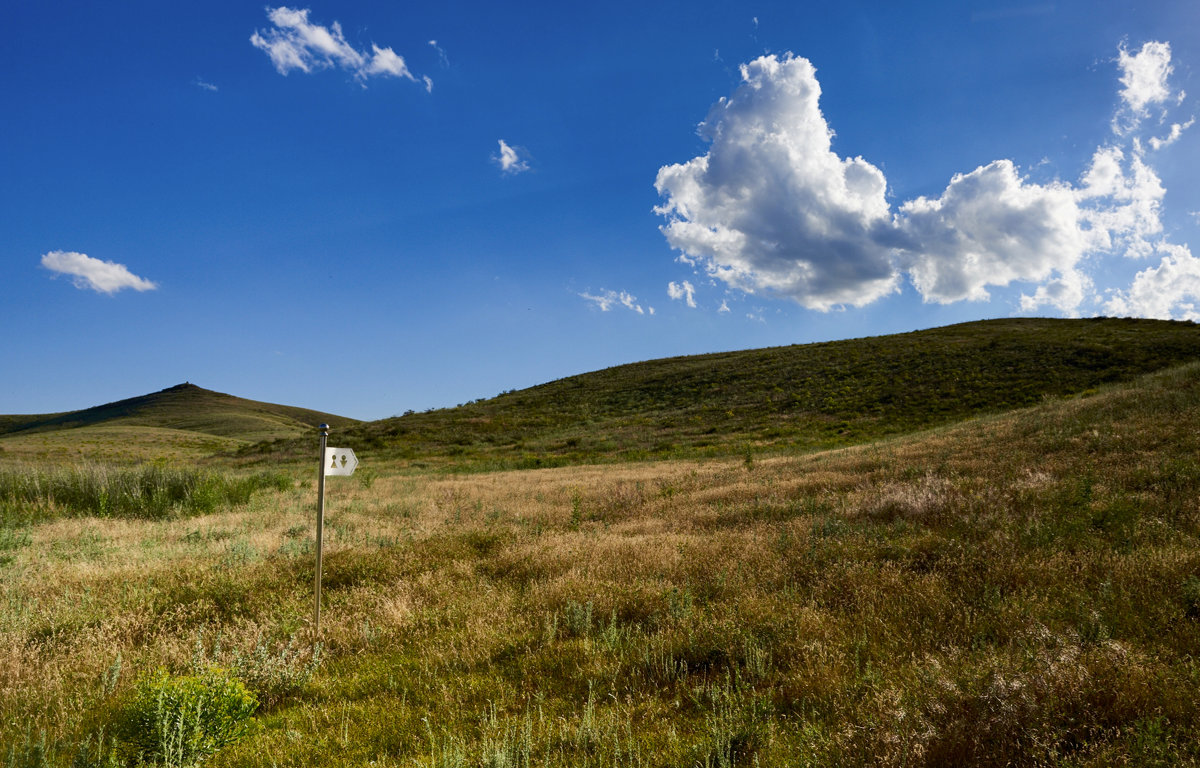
231, 636, 322, 709
357, 467, 378, 490
563, 600, 594, 638
117, 667, 258, 766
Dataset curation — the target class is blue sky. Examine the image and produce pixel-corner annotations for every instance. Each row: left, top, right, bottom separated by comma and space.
4, 1, 1198, 420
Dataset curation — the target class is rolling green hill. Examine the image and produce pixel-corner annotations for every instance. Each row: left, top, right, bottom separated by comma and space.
0, 384, 358, 462
239, 317, 1200, 470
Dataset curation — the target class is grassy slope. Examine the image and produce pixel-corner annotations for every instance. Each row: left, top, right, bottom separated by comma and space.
0, 425, 244, 464
240, 317, 1200, 471
4, 361, 1199, 766
0, 384, 359, 462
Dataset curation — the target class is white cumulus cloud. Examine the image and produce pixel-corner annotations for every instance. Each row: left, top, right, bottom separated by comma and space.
494, 140, 529, 174
896, 159, 1088, 303
668, 280, 697, 307
251, 7, 428, 89
655, 44, 1193, 318
655, 54, 896, 311
1076, 142, 1166, 258
41, 251, 157, 294
1105, 243, 1200, 320
1114, 41, 1178, 133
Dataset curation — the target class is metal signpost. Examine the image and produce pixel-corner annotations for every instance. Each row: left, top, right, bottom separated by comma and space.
314, 424, 357, 635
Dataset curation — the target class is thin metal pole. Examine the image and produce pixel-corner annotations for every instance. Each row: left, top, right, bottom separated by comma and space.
315, 424, 329, 636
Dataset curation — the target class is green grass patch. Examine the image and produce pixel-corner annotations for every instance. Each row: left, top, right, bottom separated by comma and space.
0, 464, 291, 523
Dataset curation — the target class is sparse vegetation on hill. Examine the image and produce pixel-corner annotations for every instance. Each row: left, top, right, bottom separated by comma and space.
0, 384, 358, 465
241, 317, 1200, 471
0, 383, 358, 444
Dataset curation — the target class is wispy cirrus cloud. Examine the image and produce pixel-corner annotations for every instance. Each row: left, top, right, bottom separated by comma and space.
655, 41, 1195, 318
250, 7, 429, 90
429, 39, 449, 67
41, 251, 157, 294
580, 289, 652, 315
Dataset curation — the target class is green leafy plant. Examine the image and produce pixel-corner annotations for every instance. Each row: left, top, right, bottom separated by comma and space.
117, 667, 258, 767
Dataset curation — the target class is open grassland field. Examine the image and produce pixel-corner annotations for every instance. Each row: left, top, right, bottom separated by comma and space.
238, 317, 1200, 473
3, 359, 1199, 766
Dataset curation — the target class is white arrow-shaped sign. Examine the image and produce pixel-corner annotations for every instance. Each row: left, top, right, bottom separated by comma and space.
324, 447, 358, 476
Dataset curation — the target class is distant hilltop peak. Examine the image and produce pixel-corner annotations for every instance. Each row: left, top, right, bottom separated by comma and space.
0, 380, 358, 442
160, 382, 204, 393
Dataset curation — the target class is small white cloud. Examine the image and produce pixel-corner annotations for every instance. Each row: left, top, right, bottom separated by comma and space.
41, 251, 157, 294
1149, 118, 1194, 150
718, 299, 731, 313
251, 7, 429, 89
1105, 243, 1200, 320
580, 289, 647, 315
494, 139, 529, 174
251, 7, 361, 74
667, 280, 697, 307
365, 44, 416, 83
580, 291, 615, 311
1113, 41, 1178, 134
193, 77, 218, 92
